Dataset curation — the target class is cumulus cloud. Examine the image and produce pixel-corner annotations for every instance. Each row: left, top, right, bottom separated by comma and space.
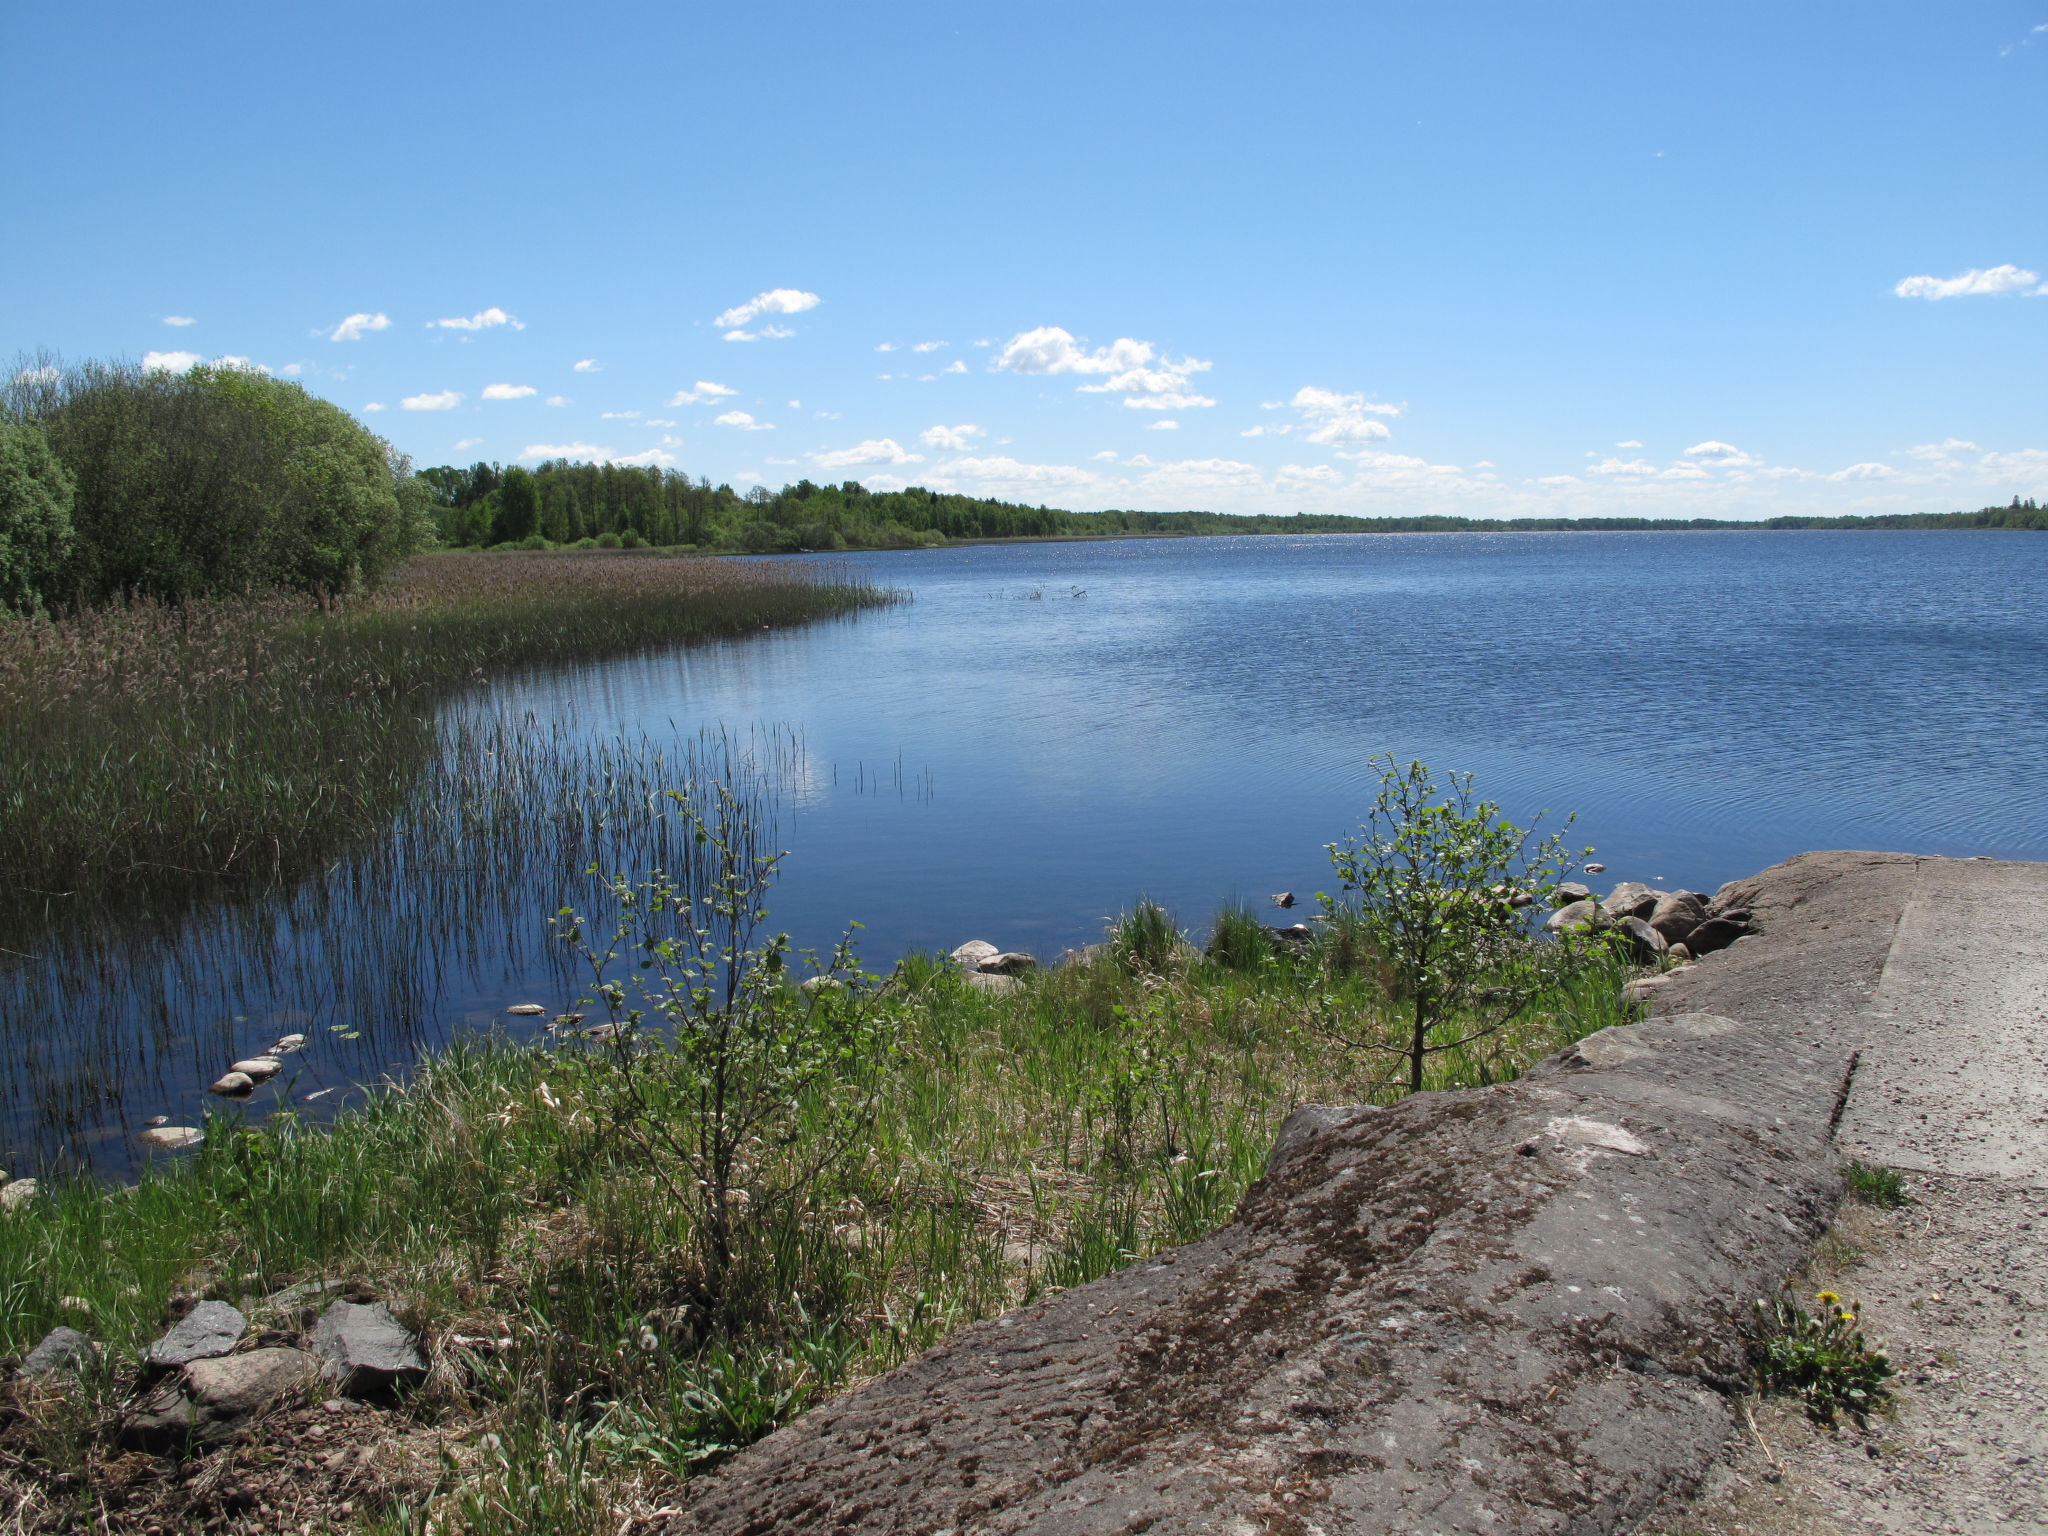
1825, 462, 1897, 481
518, 442, 614, 462
481, 383, 537, 400
920, 423, 983, 451
1616, 439, 1642, 447
713, 288, 820, 333
995, 325, 1217, 409
936, 455, 1101, 490
1291, 386, 1402, 446
613, 447, 679, 468
454, 437, 482, 450
724, 324, 794, 342
1893, 266, 2040, 300
573, 358, 601, 372
141, 350, 204, 372
327, 312, 391, 341
876, 343, 897, 352
546, 395, 569, 407
402, 390, 463, 411
1148, 419, 1180, 430
1089, 449, 1119, 461
1682, 440, 1759, 466
163, 315, 196, 327
1587, 457, 1660, 476
669, 381, 738, 405
714, 410, 774, 430
912, 341, 946, 352
432, 307, 524, 331
363, 402, 387, 413
944, 359, 967, 374
810, 438, 924, 469
645, 417, 676, 427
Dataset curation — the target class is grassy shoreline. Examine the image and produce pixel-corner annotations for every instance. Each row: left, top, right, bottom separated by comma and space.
0, 911, 1630, 1534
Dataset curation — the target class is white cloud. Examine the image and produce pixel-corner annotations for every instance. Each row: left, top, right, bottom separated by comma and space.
713, 288, 821, 329
1148, 419, 1180, 430
276, 362, 303, 376
1824, 462, 1897, 481
1587, 456, 1660, 476
600, 409, 642, 419
714, 410, 774, 430
920, 423, 983, 451
163, 315, 196, 327
669, 381, 738, 405
573, 358, 600, 372
876, 343, 897, 352
1277, 462, 1342, 486
1616, 439, 1643, 448
402, 390, 463, 411
454, 437, 482, 450
613, 447, 679, 468
1893, 266, 2040, 300
363, 402, 387, 413
327, 312, 391, 342
1089, 450, 1119, 462
432, 307, 524, 331
937, 455, 1102, 489
1289, 385, 1401, 446
644, 417, 676, 427
944, 359, 967, 374
481, 383, 537, 400
810, 438, 923, 469
912, 340, 946, 352
995, 325, 1217, 409
722, 324, 794, 342
141, 350, 204, 372
545, 395, 569, 407
1682, 439, 1759, 466
519, 442, 614, 462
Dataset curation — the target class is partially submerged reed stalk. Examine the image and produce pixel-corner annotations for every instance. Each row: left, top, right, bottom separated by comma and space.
0, 551, 893, 935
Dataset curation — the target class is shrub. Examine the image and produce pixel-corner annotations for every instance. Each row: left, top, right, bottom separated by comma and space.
0, 419, 74, 613
595, 531, 622, 550
1751, 1290, 1894, 1426
1843, 1159, 1911, 1209
1204, 901, 1274, 971
619, 528, 649, 550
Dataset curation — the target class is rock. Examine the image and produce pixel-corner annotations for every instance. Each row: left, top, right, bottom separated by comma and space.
1505, 889, 1536, 909
1264, 924, 1316, 952
309, 1300, 427, 1396
1055, 943, 1109, 969
799, 975, 846, 996
1621, 974, 1672, 1008
1668, 942, 1694, 961
209, 1071, 254, 1096
268, 1033, 307, 1054
505, 1003, 547, 1016
1550, 881, 1595, 907
1685, 916, 1753, 956
147, 1300, 247, 1369
1543, 899, 1604, 933
229, 1056, 282, 1080
18, 1326, 97, 1380
1602, 882, 1659, 919
119, 1384, 198, 1450
1648, 891, 1707, 944
1583, 861, 1607, 873
948, 940, 999, 970
1613, 915, 1670, 961
144, 1114, 169, 1127
978, 952, 1038, 975
1263, 1103, 1376, 1175
185, 1347, 318, 1419
1270, 892, 1295, 909
0, 1177, 37, 1210
137, 1126, 205, 1151
961, 970, 1021, 996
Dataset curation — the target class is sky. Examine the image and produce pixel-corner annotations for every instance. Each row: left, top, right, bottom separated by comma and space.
4, 1, 2045, 520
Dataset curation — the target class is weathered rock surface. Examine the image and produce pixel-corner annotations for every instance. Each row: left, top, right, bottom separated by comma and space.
309, 1300, 426, 1395
120, 1348, 318, 1449
147, 1300, 247, 1369
1551, 881, 1595, 907
0, 1177, 37, 1210
1543, 898, 1603, 932
1601, 881, 1659, 918
228, 1056, 282, 1080
18, 1326, 97, 1380
1682, 915, 1751, 956
1612, 913, 1670, 961
962, 970, 1021, 995
209, 1071, 254, 1096
949, 940, 1000, 969
980, 951, 1039, 975
1647, 891, 1706, 944
663, 1002, 1853, 1534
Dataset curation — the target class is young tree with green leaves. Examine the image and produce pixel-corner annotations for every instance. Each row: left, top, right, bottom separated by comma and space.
0, 419, 75, 614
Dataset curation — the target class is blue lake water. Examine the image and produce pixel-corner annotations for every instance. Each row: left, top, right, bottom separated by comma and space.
9, 530, 2048, 1172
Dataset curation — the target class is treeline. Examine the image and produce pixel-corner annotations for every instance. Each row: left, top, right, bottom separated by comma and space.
423, 458, 2048, 552
0, 359, 431, 613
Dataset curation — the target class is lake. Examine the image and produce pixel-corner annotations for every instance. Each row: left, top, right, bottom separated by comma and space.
8, 530, 2047, 1173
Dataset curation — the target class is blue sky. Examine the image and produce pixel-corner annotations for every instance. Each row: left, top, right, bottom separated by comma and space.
5, 1, 2044, 519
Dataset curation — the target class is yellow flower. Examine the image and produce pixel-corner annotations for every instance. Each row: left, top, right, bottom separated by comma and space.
1816, 1291, 1842, 1306
1839, 1312, 1857, 1323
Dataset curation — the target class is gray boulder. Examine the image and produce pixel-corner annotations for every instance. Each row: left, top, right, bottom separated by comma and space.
979, 951, 1038, 976
962, 970, 1021, 996
948, 940, 999, 970
1685, 915, 1753, 956
310, 1300, 426, 1396
136, 1125, 204, 1151
0, 1177, 37, 1210
1262, 1103, 1377, 1176
1543, 898, 1604, 933
1649, 891, 1707, 944
18, 1326, 97, 1380
120, 1347, 318, 1450
1550, 881, 1595, 907
1602, 881, 1659, 919
1613, 915, 1670, 962
147, 1300, 246, 1369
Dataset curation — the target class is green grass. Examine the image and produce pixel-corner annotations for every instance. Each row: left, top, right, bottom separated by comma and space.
0, 917, 1630, 1533
0, 551, 894, 937
1843, 1158, 1912, 1209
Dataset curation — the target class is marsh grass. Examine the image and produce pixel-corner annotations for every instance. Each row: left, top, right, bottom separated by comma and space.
0, 551, 892, 933
0, 891, 1630, 1533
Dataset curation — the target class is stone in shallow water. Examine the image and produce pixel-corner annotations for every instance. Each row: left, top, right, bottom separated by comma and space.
209, 1072, 254, 1096
137, 1125, 205, 1151
229, 1056, 282, 1080
505, 1003, 547, 1015
0, 1178, 37, 1210
147, 1300, 247, 1369
310, 1300, 426, 1396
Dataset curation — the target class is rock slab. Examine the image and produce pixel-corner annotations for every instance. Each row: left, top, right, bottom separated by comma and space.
147, 1300, 246, 1369
310, 1300, 426, 1395
18, 1326, 97, 1380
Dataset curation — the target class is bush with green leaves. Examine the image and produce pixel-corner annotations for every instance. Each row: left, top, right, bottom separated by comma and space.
0, 418, 74, 613
5, 357, 427, 604
1320, 756, 1593, 1093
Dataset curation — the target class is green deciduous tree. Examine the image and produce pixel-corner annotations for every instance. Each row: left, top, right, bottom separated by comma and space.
1320, 757, 1591, 1094
0, 419, 75, 614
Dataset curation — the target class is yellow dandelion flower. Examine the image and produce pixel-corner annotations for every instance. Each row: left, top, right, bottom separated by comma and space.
1816, 1291, 1841, 1306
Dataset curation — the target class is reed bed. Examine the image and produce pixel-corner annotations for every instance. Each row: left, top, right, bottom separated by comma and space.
0, 552, 893, 935
0, 894, 1629, 1536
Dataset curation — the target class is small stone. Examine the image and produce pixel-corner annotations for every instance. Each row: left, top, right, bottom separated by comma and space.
184, 1347, 318, 1420
229, 1057, 282, 1080
979, 951, 1038, 975
505, 1003, 547, 1016
799, 975, 847, 996
310, 1300, 426, 1396
1550, 882, 1595, 907
209, 1072, 255, 1096
18, 1326, 97, 1380
949, 940, 1000, 970
1612, 915, 1669, 961
1686, 916, 1752, 956
1270, 892, 1295, 909
1667, 942, 1693, 962
268, 1033, 307, 1054
1583, 862, 1607, 874
138, 1126, 205, 1151
147, 1300, 247, 1369
0, 1177, 37, 1210
145, 1114, 170, 1127
1544, 900, 1604, 934
1601, 882, 1659, 919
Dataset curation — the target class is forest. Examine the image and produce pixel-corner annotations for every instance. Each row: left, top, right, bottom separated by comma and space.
420, 457, 2048, 555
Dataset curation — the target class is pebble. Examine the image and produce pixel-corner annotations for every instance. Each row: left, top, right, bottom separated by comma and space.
505, 1003, 547, 1016
228, 1057, 283, 1080
209, 1071, 254, 1096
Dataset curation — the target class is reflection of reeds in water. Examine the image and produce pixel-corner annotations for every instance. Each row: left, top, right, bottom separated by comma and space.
0, 720, 802, 1174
